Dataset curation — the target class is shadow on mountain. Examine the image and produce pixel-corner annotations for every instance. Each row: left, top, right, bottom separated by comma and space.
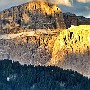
0, 59, 90, 90
58, 50, 90, 77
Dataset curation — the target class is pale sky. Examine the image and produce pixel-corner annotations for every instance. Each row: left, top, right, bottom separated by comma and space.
0, 0, 90, 18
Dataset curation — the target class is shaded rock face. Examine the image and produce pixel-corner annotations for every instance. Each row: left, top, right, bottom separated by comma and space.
0, 1, 66, 31
0, 32, 56, 65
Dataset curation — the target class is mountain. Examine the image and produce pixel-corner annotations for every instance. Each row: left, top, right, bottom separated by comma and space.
0, 1, 90, 77
63, 12, 90, 28
0, 0, 66, 32
0, 0, 66, 65
49, 25, 90, 77
0, 59, 90, 90
0, 25, 90, 77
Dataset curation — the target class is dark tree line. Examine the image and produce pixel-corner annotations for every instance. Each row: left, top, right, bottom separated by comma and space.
0, 59, 90, 90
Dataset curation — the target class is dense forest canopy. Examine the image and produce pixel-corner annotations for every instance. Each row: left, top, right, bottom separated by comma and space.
0, 59, 90, 90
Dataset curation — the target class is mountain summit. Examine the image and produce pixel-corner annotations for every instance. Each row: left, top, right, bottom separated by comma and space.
0, 0, 66, 31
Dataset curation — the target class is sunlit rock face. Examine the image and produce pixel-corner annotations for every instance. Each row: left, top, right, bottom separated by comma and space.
0, 1, 66, 31
0, 0, 65, 65
49, 25, 90, 76
0, 1, 90, 77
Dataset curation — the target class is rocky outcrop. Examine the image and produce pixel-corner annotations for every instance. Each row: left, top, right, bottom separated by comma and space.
0, 1, 66, 32
0, 30, 57, 65
49, 25, 90, 76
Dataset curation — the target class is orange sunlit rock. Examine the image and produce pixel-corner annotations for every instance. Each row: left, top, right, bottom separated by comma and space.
50, 25, 90, 65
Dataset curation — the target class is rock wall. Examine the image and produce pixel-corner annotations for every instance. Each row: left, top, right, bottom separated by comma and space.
63, 12, 90, 29
0, 31, 57, 65
0, 1, 66, 31
49, 25, 90, 76
0, 1, 90, 76
0, 25, 90, 76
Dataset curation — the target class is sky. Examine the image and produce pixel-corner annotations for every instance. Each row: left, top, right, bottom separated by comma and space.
0, 0, 90, 18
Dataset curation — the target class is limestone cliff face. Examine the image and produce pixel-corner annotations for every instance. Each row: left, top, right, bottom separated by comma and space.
0, 1, 66, 31
49, 25, 90, 76
0, 25, 90, 76
0, 30, 57, 65
0, 1, 90, 77
0, 0, 65, 65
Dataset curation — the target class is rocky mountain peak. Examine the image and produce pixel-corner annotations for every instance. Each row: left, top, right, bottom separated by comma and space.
0, 0, 66, 32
